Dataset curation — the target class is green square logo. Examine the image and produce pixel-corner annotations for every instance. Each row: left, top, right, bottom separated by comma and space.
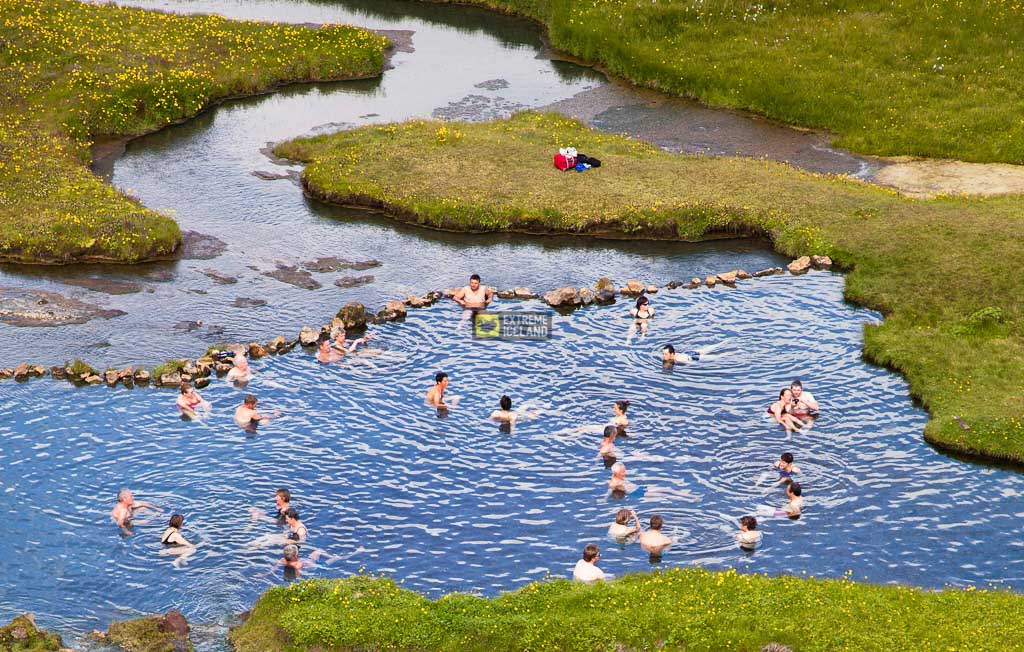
474, 312, 501, 338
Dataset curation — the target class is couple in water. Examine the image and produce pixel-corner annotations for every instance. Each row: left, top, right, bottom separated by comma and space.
768, 380, 820, 433
317, 326, 374, 364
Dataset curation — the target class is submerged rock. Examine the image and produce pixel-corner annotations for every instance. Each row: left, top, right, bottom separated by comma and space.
787, 256, 811, 274
0, 613, 66, 651
62, 277, 143, 295
233, 297, 267, 308
334, 275, 374, 288
107, 609, 192, 652
262, 265, 321, 290
336, 302, 368, 332
178, 231, 227, 261
202, 269, 238, 285
303, 257, 382, 273
752, 267, 784, 277
0, 286, 126, 327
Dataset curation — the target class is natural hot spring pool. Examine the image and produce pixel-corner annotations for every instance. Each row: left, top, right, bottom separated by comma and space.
3, 271, 1023, 644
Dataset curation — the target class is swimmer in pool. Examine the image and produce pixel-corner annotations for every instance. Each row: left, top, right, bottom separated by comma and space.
611, 400, 630, 432
661, 342, 729, 366
426, 372, 450, 409
160, 513, 193, 547
453, 273, 493, 320
608, 508, 641, 540
281, 543, 302, 577
790, 379, 820, 419
777, 482, 803, 518
773, 452, 801, 484
736, 515, 762, 549
626, 295, 654, 342
283, 507, 308, 543
598, 425, 618, 461
234, 394, 276, 430
332, 326, 374, 355
317, 334, 344, 364
111, 488, 156, 531
608, 461, 628, 492
226, 353, 252, 383
176, 382, 210, 419
768, 389, 806, 434
638, 515, 672, 556
490, 394, 517, 423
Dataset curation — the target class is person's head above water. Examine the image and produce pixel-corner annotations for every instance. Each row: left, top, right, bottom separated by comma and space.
283, 544, 299, 562
614, 400, 630, 415
469, 273, 481, 290
582, 543, 600, 562
233, 353, 248, 370
635, 295, 649, 309
615, 508, 632, 525
649, 515, 664, 531
168, 513, 184, 529
779, 388, 793, 401
781, 452, 794, 464
283, 507, 299, 523
740, 515, 757, 531
790, 379, 804, 397
117, 488, 133, 504
788, 482, 803, 497
179, 382, 194, 395
603, 425, 618, 440
243, 394, 257, 407
435, 372, 449, 386
275, 488, 291, 508
611, 462, 626, 478
499, 395, 512, 411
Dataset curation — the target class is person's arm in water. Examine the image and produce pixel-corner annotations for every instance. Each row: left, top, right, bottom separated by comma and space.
452, 288, 467, 308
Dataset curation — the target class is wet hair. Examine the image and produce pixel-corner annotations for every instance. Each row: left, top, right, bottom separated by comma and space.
276, 488, 291, 503
169, 513, 184, 529
603, 425, 618, 439
779, 389, 790, 400
244, 394, 257, 406
283, 507, 299, 521
117, 488, 132, 502
650, 515, 664, 530
611, 462, 625, 475
470, 274, 481, 282
582, 544, 600, 562
179, 382, 193, 394
781, 452, 794, 464
318, 332, 330, 344
500, 395, 512, 411
615, 508, 631, 525
663, 344, 675, 354
615, 400, 630, 413
635, 295, 649, 308
283, 544, 299, 561
435, 372, 448, 384
740, 515, 757, 530
789, 482, 802, 497
791, 380, 803, 390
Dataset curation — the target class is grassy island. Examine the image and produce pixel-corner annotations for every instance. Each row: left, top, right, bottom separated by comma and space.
278, 113, 1024, 462
0, 0, 389, 263
426, 0, 1024, 163
230, 571, 1024, 651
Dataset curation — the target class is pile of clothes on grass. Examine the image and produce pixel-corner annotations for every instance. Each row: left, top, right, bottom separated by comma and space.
553, 147, 601, 172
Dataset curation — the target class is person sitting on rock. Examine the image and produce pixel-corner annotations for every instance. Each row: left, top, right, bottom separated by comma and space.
234, 394, 275, 431
176, 382, 209, 419
111, 488, 157, 532
225, 353, 252, 384
453, 274, 493, 320
332, 326, 374, 355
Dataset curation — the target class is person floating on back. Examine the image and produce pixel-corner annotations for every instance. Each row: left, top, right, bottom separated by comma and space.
736, 515, 762, 550
572, 543, 606, 582
773, 452, 801, 484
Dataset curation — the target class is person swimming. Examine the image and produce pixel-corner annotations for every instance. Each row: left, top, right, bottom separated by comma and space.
234, 394, 276, 430
736, 515, 762, 550
111, 488, 157, 533
317, 333, 344, 364
626, 295, 654, 342
776, 482, 803, 518
281, 543, 302, 578
426, 372, 450, 410
608, 461, 628, 493
332, 326, 374, 355
768, 389, 806, 434
176, 382, 210, 419
226, 353, 252, 383
611, 400, 630, 433
608, 508, 641, 539
282, 507, 308, 543
490, 395, 517, 423
773, 452, 801, 484
599, 425, 618, 463
160, 513, 193, 547
638, 515, 672, 558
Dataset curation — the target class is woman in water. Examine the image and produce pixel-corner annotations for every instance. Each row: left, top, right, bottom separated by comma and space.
332, 326, 374, 355
176, 382, 210, 419
160, 513, 193, 547
490, 395, 517, 423
627, 295, 654, 341
611, 400, 630, 432
768, 389, 806, 434
226, 353, 252, 383
283, 507, 308, 544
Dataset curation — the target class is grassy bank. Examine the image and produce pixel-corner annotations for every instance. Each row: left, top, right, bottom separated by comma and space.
0, 0, 388, 263
425, 0, 1024, 163
278, 113, 1024, 462
230, 571, 1024, 651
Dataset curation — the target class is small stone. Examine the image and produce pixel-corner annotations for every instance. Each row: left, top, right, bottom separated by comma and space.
215, 362, 232, 375
442, 287, 460, 299
645, 285, 658, 294
624, 279, 645, 295
134, 369, 151, 384
182, 360, 198, 376
810, 254, 833, 269
336, 302, 368, 332
542, 286, 580, 307
496, 289, 515, 299
406, 295, 427, 308
248, 343, 267, 359
13, 363, 29, 380
161, 609, 190, 639
299, 327, 318, 346
385, 300, 407, 318
688, 277, 702, 289
50, 366, 66, 380
118, 367, 134, 380
737, 269, 752, 279
787, 256, 811, 274
269, 336, 286, 352
513, 287, 534, 299
334, 274, 375, 288
752, 267, 781, 277
705, 275, 717, 288
594, 277, 616, 293
0, 368, 13, 379
158, 372, 181, 387
717, 270, 738, 285
195, 377, 210, 389
85, 374, 103, 385
579, 287, 595, 305
195, 358, 213, 375
104, 370, 119, 387
595, 289, 617, 304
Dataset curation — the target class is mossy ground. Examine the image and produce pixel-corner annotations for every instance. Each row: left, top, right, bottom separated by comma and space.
229, 571, 1024, 651
278, 112, 1024, 462
0, 0, 388, 263
426, 0, 1024, 163
0, 614, 64, 651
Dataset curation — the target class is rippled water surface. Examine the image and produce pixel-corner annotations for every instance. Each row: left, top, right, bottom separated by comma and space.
3, 272, 1024, 646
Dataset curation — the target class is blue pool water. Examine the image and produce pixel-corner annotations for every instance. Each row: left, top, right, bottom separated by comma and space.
3, 271, 1023, 644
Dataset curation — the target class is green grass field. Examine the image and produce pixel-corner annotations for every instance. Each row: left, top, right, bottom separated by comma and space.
427, 0, 1024, 163
0, 0, 388, 263
278, 112, 1024, 462
229, 571, 1024, 651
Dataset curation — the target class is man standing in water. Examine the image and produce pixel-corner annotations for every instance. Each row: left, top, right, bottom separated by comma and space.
790, 380, 820, 418
426, 372, 450, 409
111, 488, 156, 531
453, 274, 493, 318
234, 394, 274, 430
